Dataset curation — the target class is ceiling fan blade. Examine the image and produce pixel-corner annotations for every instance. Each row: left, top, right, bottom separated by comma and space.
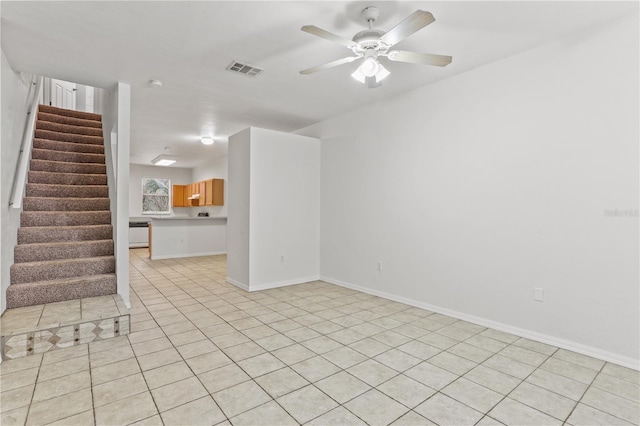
301, 25, 357, 49
299, 56, 360, 75
387, 50, 452, 67
379, 10, 435, 47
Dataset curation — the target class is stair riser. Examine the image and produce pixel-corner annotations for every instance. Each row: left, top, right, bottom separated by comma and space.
33, 139, 105, 155
30, 159, 106, 175
36, 120, 103, 137
6, 274, 117, 308
34, 129, 103, 146
32, 148, 105, 164
26, 184, 109, 199
37, 112, 102, 129
28, 171, 107, 186
38, 105, 102, 122
18, 225, 113, 244
14, 240, 114, 263
11, 257, 115, 284
21, 211, 112, 227
23, 197, 110, 212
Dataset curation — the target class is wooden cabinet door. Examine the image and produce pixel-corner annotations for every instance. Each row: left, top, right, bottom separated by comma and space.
172, 185, 185, 207
204, 179, 213, 205
185, 183, 192, 206
212, 179, 224, 206
198, 181, 206, 206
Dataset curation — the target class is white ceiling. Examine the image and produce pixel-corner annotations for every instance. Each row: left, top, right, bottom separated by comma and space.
1, 1, 635, 168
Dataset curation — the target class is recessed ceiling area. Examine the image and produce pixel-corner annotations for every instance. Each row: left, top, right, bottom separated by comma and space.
1, 1, 635, 168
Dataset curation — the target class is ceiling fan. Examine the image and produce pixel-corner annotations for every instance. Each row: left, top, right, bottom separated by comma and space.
299, 6, 452, 88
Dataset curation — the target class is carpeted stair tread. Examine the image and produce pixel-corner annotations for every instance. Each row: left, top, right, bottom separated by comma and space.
33, 138, 105, 155
23, 197, 110, 212
21, 211, 111, 227
11, 255, 115, 284
14, 239, 114, 263
37, 112, 102, 129
28, 171, 107, 186
18, 224, 113, 244
8, 105, 115, 309
38, 105, 101, 122
32, 148, 105, 164
36, 120, 103, 137
34, 129, 104, 145
30, 159, 106, 174
26, 183, 108, 199
6, 274, 117, 309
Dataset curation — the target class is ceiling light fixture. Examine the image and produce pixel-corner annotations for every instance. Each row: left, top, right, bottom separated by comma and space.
149, 79, 163, 88
201, 136, 214, 145
351, 51, 389, 87
300, 7, 452, 89
151, 155, 176, 166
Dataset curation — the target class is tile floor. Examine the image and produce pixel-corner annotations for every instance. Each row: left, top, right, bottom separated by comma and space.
1, 295, 129, 360
1, 248, 638, 426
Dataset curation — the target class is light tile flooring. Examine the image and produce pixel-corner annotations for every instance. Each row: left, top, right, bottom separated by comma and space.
1, 248, 638, 426
2, 295, 128, 336
1, 294, 129, 360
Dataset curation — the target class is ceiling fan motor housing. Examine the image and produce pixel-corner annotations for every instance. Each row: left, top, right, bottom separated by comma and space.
352, 29, 388, 55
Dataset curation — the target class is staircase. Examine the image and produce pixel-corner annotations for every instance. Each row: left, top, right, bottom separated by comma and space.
6, 105, 117, 309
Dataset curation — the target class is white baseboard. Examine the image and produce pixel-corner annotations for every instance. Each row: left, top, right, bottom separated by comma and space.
321, 276, 639, 371
248, 276, 321, 292
150, 251, 226, 260
226, 276, 321, 292
226, 277, 249, 291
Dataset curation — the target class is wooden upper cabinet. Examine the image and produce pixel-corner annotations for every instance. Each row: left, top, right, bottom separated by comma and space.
204, 180, 213, 205
212, 179, 224, 206
172, 185, 185, 207
185, 183, 192, 203
198, 181, 206, 206
173, 179, 224, 207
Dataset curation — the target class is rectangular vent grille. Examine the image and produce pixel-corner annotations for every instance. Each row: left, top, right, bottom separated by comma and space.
227, 61, 263, 77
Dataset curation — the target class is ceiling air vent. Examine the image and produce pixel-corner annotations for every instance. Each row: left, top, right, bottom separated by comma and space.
227, 61, 263, 77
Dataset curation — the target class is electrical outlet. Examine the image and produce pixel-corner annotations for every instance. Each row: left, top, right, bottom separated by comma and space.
377, 261, 382, 271
280, 255, 285, 264
534, 287, 544, 302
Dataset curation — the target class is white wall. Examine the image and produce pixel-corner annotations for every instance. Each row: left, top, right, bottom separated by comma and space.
298, 15, 639, 367
95, 82, 132, 307
249, 128, 320, 290
129, 164, 192, 218
150, 218, 226, 260
227, 129, 251, 288
192, 155, 228, 218
115, 83, 131, 306
0, 50, 35, 313
227, 128, 321, 290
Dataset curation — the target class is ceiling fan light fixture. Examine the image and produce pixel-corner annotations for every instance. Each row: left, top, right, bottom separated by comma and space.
351, 67, 366, 84
351, 59, 389, 86
375, 63, 390, 82
300, 8, 451, 87
360, 57, 379, 77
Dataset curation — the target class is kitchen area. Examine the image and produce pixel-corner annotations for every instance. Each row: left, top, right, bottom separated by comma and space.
128, 161, 228, 260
